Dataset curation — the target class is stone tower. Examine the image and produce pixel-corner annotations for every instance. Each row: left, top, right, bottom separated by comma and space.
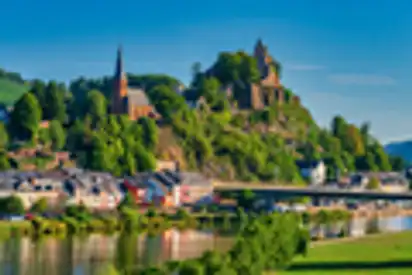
249, 39, 284, 109
253, 38, 280, 87
112, 45, 128, 114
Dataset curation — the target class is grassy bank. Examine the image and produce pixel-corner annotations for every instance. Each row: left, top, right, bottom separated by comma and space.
277, 231, 412, 275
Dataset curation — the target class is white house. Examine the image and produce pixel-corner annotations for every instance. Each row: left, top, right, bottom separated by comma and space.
295, 160, 326, 186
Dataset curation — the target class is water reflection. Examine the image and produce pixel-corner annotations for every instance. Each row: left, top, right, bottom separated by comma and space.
0, 216, 411, 275
0, 229, 233, 275
311, 215, 412, 239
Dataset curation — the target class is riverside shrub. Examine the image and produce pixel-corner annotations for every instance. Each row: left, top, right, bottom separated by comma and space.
137, 212, 309, 274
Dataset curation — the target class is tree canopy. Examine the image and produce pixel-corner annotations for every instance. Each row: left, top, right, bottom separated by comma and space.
0, 46, 400, 182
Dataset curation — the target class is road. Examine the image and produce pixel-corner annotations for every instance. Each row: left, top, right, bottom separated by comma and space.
213, 183, 412, 200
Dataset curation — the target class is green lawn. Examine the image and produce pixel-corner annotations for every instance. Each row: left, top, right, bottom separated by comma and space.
278, 232, 412, 275
0, 78, 28, 106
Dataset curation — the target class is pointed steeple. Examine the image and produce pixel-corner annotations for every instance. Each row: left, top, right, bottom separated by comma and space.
255, 38, 266, 54
115, 44, 126, 79
112, 45, 128, 113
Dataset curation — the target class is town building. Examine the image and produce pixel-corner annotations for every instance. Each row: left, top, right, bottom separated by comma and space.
64, 171, 122, 210
349, 172, 409, 193
295, 160, 327, 186
121, 170, 213, 207
111, 46, 157, 120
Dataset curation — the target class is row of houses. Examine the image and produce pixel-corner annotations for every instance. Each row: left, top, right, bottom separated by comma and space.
0, 168, 214, 211
296, 159, 409, 192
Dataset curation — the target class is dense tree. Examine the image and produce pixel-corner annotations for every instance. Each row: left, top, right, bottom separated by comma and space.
0, 153, 10, 171
360, 122, 371, 147
0, 122, 9, 150
344, 125, 365, 156
356, 152, 378, 172
48, 120, 66, 151
28, 80, 47, 110
0, 196, 25, 215
134, 142, 156, 172
43, 81, 67, 122
1, 47, 396, 182
103, 115, 121, 137
9, 93, 42, 141
85, 90, 107, 122
86, 133, 113, 171
369, 143, 391, 171
147, 85, 186, 121
331, 115, 346, 138
390, 156, 406, 171
137, 117, 158, 152
30, 197, 49, 214
66, 119, 87, 153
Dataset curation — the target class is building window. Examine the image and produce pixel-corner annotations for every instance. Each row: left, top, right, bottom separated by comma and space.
45, 185, 53, 191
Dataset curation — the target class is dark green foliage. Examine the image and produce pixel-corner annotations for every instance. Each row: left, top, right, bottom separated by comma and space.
64, 203, 90, 221
30, 197, 49, 214
68, 109, 157, 175
236, 189, 256, 209
179, 260, 205, 275
43, 81, 67, 122
319, 116, 393, 176
48, 120, 66, 151
85, 89, 107, 122
9, 93, 42, 141
117, 192, 136, 210
0, 44, 394, 182
137, 212, 308, 274
0, 122, 9, 150
146, 207, 157, 218
147, 85, 187, 121
0, 195, 25, 215
389, 156, 406, 171
0, 155, 11, 170
175, 207, 190, 220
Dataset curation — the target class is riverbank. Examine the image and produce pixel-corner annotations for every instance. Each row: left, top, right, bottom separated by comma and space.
0, 221, 31, 239
276, 231, 412, 275
0, 207, 351, 238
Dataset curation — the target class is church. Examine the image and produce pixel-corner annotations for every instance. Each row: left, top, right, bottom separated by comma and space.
111, 46, 157, 120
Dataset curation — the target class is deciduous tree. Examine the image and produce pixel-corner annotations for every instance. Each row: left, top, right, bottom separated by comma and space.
10, 93, 42, 141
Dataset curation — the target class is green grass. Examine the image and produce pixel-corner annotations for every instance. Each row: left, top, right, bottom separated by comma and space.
0, 78, 29, 106
278, 231, 412, 275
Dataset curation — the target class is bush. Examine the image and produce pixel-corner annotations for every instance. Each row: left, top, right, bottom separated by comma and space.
0, 195, 25, 215
179, 260, 204, 275
146, 207, 158, 218
100, 216, 119, 231
60, 215, 80, 233
138, 212, 309, 274
30, 198, 49, 214
176, 208, 190, 220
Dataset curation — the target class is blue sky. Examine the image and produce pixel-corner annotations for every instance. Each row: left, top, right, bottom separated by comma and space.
1, 0, 411, 143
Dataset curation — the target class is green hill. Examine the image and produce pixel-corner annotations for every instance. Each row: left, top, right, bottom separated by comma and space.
0, 78, 29, 106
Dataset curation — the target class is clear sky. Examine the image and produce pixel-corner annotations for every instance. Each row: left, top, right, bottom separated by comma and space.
1, 0, 411, 143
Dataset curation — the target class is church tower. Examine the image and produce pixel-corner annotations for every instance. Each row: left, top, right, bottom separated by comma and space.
112, 45, 128, 114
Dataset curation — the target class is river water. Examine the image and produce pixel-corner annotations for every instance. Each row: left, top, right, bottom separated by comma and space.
1, 215, 412, 275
